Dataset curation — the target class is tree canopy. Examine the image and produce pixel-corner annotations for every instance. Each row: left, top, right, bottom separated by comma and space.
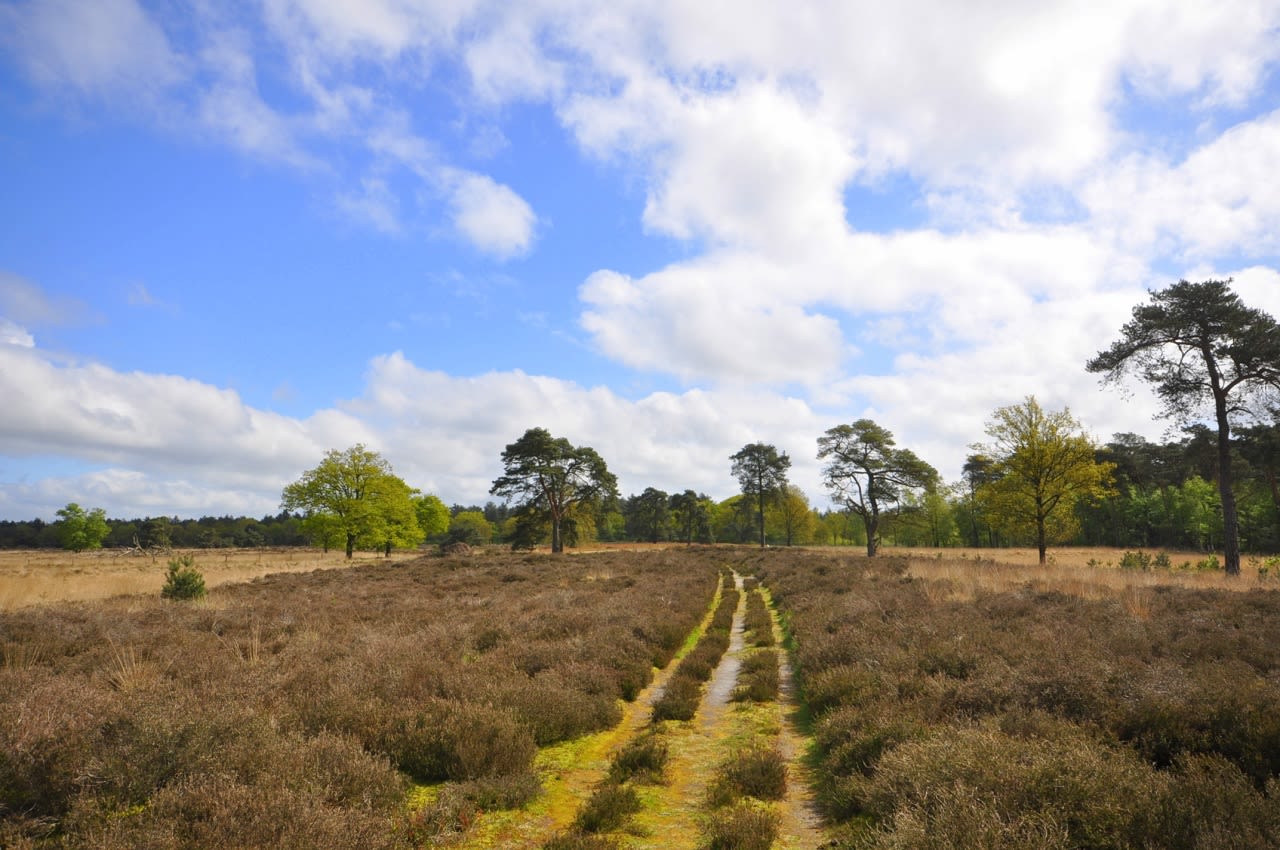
730, 443, 791, 548
489, 427, 618, 553
55, 502, 110, 552
1087, 279, 1280, 575
977, 397, 1114, 565
818, 419, 939, 556
280, 444, 422, 558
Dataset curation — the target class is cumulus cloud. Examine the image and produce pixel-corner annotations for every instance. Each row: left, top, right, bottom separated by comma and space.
447, 173, 537, 258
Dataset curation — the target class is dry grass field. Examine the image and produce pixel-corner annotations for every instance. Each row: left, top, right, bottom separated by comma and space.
0, 547, 419, 610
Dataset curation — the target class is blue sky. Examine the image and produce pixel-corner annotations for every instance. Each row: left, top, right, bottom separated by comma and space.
3, 0, 1280, 521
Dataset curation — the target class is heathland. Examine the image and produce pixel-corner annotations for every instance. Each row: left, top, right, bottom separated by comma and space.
3, 546, 1279, 849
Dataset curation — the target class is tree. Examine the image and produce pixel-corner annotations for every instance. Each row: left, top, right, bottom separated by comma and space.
1087, 279, 1280, 575
670, 490, 714, 545
977, 397, 1114, 565
448, 511, 493, 547
55, 502, 110, 552
489, 428, 619, 554
768, 484, 816, 546
624, 487, 671, 542
413, 494, 451, 541
817, 420, 939, 556
280, 444, 421, 559
730, 443, 791, 548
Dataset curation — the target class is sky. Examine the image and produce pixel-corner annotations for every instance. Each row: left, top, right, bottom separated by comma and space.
3, 0, 1280, 522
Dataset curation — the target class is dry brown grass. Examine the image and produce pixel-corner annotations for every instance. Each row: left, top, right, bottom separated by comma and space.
0, 547, 419, 610
885, 546, 1271, 604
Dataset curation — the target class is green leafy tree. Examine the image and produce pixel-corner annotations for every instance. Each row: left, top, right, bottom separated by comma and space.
55, 502, 110, 552
817, 420, 939, 556
490, 428, 619, 553
1088, 279, 1280, 575
766, 484, 817, 546
280, 444, 422, 559
977, 397, 1114, 565
413, 494, 451, 541
139, 516, 171, 550
730, 443, 791, 548
448, 511, 493, 547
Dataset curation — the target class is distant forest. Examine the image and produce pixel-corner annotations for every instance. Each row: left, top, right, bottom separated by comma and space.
3, 423, 1279, 555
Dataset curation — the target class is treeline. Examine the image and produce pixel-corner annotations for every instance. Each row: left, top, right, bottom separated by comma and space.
0, 513, 310, 551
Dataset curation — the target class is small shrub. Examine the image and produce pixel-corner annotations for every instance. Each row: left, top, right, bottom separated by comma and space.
707, 746, 787, 808
543, 832, 619, 850
652, 674, 702, 723
573, 784, 641, 834
1119, 550, 1151, 571
607, 733, 668, 784
1153, 552, 1172, 569
1195, 555, 1221, 572
160, 555, 206, 601
733, 651, 780, 703
702, 801, 780, 850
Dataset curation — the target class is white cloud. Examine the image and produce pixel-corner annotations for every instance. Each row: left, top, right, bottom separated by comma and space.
0, 0, 183, 104
0, 320, 34, 348
447, 173, 537, 258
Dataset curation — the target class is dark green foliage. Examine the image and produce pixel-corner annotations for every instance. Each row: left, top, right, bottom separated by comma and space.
160, 554, 206, 600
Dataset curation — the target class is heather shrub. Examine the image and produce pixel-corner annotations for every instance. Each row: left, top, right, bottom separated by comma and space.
607, 732, 668, 784
706, 746, 787, 808
573, 784, 642, 833
732, 650, 779, 703
743, 590, 775, 647
543, 832, 619, 850
702, 801, 780, 850
803, 664, 885, 717
652, 673, 703, 722
377, 699, 535, 782
855, 725, 1164, 849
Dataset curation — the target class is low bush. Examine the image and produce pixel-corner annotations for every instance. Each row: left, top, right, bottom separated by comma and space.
542, 832, 619, 850
652, 673, 703, 722
732, 650, 779, 703
607, 732, 668, 784
573, 784, 642, 834
702, 801, 780, 850
743, 590, 775, 647
707, 746, 787, 808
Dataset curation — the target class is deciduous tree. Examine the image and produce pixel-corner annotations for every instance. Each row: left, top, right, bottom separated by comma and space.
818, 420, 939, 556
730, 443, 791, 548
55, 502, 109, 552
413, 494, 451, 541
280, 444, 422, 558
977, 397, 1114, 565
1087, 279, 1280, 576
490, 428, 618, 553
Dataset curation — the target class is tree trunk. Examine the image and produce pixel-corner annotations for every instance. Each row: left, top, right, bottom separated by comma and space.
345, 533, 355, 559
757, 490, 766, 548
1214, 390, 1241, 576
551, 518, 563, 553
1036, 517, 1047, 565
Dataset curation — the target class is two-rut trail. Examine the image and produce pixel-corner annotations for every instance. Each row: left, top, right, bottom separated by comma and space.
453, 570, 826, 850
